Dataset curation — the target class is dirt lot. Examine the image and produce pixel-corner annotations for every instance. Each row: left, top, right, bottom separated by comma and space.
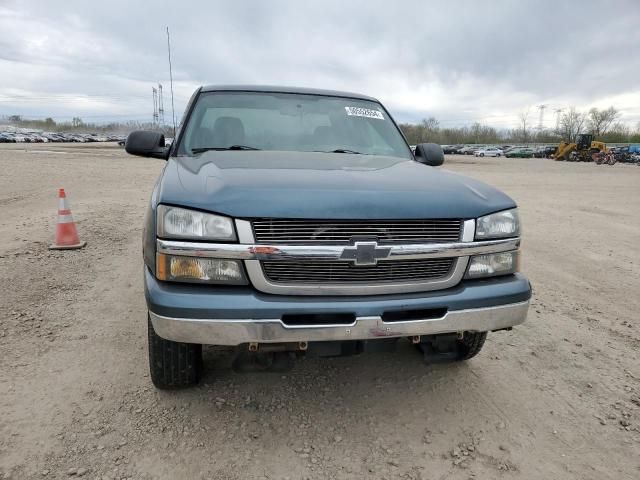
0, 143, 638, 480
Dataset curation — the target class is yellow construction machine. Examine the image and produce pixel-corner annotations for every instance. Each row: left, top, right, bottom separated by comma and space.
553, 133, 608, 161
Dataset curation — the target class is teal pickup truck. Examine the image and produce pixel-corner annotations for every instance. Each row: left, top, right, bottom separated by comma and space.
125, 85, 531, 389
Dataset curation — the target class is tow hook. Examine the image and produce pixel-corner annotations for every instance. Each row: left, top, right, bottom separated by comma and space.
410, 335, 421, 344
248, 342, 259, 352
298, 341, 308, 351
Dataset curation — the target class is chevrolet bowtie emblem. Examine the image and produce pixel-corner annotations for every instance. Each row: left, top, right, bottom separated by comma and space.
340, 241, 391, 266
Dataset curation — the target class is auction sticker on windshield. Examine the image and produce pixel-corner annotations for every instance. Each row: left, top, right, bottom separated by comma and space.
345, 106, 384, 120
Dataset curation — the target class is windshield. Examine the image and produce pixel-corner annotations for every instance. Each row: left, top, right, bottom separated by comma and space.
176, 91, 412, 159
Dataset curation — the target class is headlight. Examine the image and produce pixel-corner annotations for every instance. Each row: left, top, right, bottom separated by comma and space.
157, 205, 236, 241
156, 253, 247, 284
476, 208, 520, 239
465, 251, 519, 279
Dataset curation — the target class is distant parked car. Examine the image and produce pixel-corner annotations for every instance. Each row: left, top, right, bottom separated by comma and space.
532, 146, 544, 158
506, 148, 534, 158
533, 146, 557, 158
442, 145, 464, 154
1, 129, 132, 145
503, 146, 524, 154
628, 144, 640, 154
441, 145, 457, 154
458, 146, 478, 155
442, 145, 465, 154
474, 147, 503, 157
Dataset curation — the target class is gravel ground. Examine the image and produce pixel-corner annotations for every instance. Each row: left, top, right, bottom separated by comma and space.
0, 143, 639, 480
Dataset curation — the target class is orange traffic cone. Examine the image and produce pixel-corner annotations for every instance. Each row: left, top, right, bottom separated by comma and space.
49, 188, 86, 250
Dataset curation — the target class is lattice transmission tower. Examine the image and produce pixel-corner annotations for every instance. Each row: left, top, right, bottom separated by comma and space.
152, 87, 159, 126
158, 84, 165, 126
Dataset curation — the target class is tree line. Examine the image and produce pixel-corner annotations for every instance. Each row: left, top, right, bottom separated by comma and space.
399, 107, 640, 145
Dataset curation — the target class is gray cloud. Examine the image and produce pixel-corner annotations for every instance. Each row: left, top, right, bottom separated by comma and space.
1, 0, 639, 128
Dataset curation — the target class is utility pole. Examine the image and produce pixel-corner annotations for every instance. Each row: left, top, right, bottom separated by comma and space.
152, 87, 159, 126
158, 84, 165, 127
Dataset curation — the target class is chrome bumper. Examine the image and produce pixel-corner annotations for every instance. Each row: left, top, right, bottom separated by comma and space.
149, 300, 529, 345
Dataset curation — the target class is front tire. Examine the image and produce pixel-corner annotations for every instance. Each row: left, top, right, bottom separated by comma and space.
148, 314, 203, 389
418, 331, 487, 363
457, 332, 487, 360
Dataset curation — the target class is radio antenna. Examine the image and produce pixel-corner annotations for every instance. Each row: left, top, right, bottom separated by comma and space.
166, 26, 177, 137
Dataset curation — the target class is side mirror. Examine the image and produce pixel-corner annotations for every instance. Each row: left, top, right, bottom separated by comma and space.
414, 143, 445, 166
125, 131, 169, 159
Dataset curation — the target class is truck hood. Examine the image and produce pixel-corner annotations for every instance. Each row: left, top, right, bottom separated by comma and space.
157, 151, 516, 219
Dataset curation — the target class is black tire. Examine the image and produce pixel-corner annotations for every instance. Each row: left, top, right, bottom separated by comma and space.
479, 153, 484, 157
417, 331, 487, 363
148, 314, 202, 389
457, 332, 487, 360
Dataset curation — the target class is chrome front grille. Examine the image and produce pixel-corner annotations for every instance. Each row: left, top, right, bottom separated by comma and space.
252, 219, 463, 245
261, 258, 456, 284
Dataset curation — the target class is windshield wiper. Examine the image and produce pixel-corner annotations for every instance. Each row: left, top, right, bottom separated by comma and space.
316, 149, 365, 155
191, 145, 261, 154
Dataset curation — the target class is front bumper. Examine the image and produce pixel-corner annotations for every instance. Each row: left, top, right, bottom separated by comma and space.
145, 269, 531, 345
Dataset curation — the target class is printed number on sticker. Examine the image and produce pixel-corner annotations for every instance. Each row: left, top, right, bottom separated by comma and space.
345, 106, 384, 120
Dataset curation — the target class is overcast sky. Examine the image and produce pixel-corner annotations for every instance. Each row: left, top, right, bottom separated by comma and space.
1, 0, 639, 129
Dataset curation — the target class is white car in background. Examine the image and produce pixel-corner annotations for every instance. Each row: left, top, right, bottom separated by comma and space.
474, 147, 503, 157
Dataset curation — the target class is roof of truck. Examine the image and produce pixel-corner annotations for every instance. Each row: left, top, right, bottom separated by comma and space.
200, 85, 378, 102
